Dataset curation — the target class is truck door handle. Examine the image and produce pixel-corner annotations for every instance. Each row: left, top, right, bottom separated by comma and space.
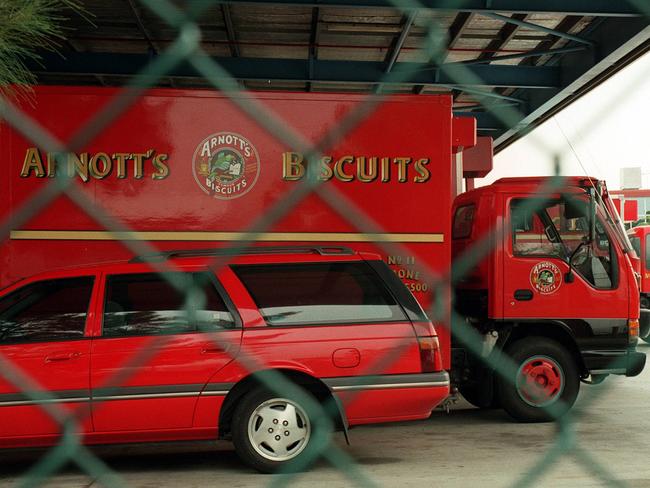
45, 352, 81, 363
514, 289, 534, 301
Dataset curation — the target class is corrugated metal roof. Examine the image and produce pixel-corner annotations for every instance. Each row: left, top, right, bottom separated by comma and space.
32, 0, 650, 150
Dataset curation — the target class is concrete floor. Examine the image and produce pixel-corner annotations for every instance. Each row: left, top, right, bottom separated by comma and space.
2, 343, 650, 487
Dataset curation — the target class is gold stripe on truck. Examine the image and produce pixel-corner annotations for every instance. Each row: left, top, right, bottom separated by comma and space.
10, 230, 444, 243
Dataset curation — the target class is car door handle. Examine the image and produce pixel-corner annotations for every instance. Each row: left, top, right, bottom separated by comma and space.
201, 344, 230, 354
45, 352, 81, 363
514, 289, 534, 301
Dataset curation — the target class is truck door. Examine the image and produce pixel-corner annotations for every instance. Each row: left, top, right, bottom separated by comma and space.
502, 195, 629, 328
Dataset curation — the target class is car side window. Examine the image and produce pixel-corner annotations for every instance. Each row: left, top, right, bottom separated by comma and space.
232, 262, 406, 326
102, 272, 235, 338
0, 277, 94, 344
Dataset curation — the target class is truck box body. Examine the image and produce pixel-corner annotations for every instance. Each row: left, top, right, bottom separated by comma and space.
0, 86, 456, 368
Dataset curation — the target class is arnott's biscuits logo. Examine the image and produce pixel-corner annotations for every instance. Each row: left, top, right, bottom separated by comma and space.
530, 261, 562, 295
192, 132, 260, 200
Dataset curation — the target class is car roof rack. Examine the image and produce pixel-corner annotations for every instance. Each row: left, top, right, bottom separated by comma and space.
129, 246, 356, 263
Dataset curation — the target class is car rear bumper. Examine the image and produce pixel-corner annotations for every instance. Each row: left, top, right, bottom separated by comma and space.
324, 372, 450, 425
583, 350, 646, 377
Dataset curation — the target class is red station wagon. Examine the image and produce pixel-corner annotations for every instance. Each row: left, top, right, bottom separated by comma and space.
0, 247, 449, 472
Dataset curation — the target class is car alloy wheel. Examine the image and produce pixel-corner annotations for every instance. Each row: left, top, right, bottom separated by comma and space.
247, 398, 311, 462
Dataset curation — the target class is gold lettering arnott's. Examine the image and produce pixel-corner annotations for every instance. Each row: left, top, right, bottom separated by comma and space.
20, 148, 170, 181
282, 152, 431, 183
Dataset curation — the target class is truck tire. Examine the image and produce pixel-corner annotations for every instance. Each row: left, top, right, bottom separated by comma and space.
497, 337, 579, 423
231, 387, 329, 473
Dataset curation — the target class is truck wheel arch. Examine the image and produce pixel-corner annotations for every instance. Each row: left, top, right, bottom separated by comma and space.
217, 369, 348, 440
503, 321, 588, 378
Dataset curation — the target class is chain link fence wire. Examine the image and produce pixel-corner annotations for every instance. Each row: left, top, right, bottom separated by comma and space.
0, 0, 649, 486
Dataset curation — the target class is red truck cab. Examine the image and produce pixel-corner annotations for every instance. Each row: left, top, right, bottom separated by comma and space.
628, 225, 650, 308
452, 176, 645, 421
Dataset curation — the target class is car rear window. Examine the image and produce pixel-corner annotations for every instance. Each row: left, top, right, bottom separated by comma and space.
102, 272, 236, 337
0, 277, 94, 344
232, 262, 406, 326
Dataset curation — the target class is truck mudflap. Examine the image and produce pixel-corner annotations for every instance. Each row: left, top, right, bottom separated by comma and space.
640, 309, 650, 339
584, 350, 646, 377
627, 351, 646, 377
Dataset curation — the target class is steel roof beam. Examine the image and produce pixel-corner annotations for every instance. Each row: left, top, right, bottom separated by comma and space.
222, 4, 241, 57
464, 12, 528, 103
33, 53, 560, 88
519, 16, 585, 66
455, 112, 504, 132
482, 12, 594, 46
222, 0, 643, 17
415, 11, 473, 94
376, 10, 417, 93
126, 0, 159, 54
307, 7, 319, 92
494, 17, 650, 150
477, 13, 527, 62
459, 45, 589, 66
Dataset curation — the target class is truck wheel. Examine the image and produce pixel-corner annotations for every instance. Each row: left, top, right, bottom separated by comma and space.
641, 296, 650, 310
231, 387, 328, 473
498, 337, 579, 423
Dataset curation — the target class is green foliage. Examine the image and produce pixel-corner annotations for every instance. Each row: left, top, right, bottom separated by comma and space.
0, 0, 85, 97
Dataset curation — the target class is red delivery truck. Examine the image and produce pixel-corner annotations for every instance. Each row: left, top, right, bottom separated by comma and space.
0, 86, 644, 423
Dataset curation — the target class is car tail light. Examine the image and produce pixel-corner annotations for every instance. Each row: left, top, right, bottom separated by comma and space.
418, 336, 442, 372
629, 318, 640, 343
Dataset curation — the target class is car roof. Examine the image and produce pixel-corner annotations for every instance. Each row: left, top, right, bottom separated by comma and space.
3, 246, 380, 291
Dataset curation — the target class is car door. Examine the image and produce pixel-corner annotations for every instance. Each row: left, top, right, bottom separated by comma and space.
229, 260, 425, 422
0, 275, 95, 440
90, 269, 242, 433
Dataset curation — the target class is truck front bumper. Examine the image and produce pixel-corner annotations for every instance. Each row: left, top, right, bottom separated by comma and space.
584, 350, 646, 377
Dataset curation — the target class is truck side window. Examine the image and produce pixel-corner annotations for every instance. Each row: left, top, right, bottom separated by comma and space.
0, 277, 94, 344
232, 262, 406, 326
102, 272, 235, 337
511, 200, 565, 258
453, 204, 475, 239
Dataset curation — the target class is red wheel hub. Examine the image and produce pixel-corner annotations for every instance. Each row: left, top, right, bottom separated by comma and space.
516, 356, 564, 407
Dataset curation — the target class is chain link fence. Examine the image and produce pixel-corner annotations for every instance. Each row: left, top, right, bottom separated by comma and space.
1, 0, 650, 486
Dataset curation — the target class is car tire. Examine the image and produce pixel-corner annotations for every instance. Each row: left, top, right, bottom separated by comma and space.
497, 337, 579, 423
231, 387, 329, 473
459, 382, 500, 409
641, 296, 650, 310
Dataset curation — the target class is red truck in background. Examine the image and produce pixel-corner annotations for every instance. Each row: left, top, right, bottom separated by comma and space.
629, 226, 650, 308
0, 86, 644, 423
627, 225, 650, 343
